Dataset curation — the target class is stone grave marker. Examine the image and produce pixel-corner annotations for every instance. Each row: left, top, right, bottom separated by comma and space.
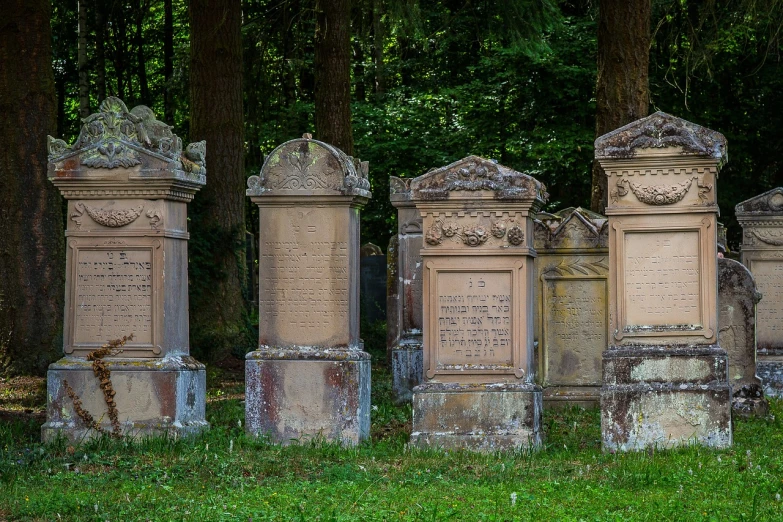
42, 97, 209, 440
388, 177, 424, 403
360, 243, 387, 324
409, 156, 548, 451
533, 207, 609, 407
245, 135, 372, 445
736, 188, 783, 397
718, 258, 769, 417
597, 112, 732, 451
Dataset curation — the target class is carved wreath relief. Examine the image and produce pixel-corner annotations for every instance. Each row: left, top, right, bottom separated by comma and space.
425, 219, 525, 247
71, 203, 144, 228
610, 176, 712, 205
745, 229, 783, 247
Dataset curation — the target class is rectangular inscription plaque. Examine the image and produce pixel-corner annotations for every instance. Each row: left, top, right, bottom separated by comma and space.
74, 249, 153, 344
436, 271, 512, 365
624, 231, 701, 328
751, 260, 783, 348
259, 208, 349, 346
543, 278, 606, 385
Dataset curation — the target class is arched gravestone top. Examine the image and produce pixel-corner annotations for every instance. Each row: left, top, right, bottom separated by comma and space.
735, 187, 783, 217
595, 111, 727, 165
410, 155, 548, 203
47, 97, 206, 185
534, 207, 609, 251
246, 135, 371, 198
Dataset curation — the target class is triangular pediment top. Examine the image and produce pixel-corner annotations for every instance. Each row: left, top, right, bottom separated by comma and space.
534, 207, 608, 248
410, 155, 548, 203
247, 135, 371, 197
47, 97, 206, 179
595, 112, 727, 165
735, 187, 783, 215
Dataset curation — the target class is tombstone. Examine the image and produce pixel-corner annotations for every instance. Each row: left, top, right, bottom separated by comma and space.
534, 207, 609, 407
42, 97, 209, 440
736, 188, 783, 397
718, 258, 769, 417
244, 135, 372, 445
360, 243, 387, 324
597, 112, 732, 451
388, 177, 424, 403
409, 156, 548, 451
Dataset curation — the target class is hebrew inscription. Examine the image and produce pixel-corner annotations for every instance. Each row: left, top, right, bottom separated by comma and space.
436, 271, 513, 365
543, 278, 606, 385
74, 249, 153, 345
751, 260, 783, 348
259, 210, 349, 345
624, 231, 701, 328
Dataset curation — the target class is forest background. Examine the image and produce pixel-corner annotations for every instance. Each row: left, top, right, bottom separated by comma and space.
2, 0, 783, 373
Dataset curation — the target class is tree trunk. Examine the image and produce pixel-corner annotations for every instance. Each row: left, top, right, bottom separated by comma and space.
163, 0, 174, 122
78, 0, 90, 118
314, 0, 354, 155
590, 0, 650, 214
0, 0, 65, 375
95, 0, 106, 101
189, 0, 249, 362
135, 1, 151, 105
372, 0, 385, 96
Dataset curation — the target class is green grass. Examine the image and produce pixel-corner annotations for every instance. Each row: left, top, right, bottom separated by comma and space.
2, 363, 783, 521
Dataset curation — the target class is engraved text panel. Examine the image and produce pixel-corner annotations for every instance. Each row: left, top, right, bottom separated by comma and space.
752, 259, 783, 349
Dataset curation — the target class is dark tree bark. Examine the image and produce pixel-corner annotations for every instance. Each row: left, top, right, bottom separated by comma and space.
0, 0, 65, 375
189, 0, 249, 362
372, 0, 385, 96
135, 0, 151, 105
112, 3, 127, 99
314, 0, 354, 155
95, 0, 107, 101
163, 0, 174, 122
590, 0, 650, 214
78, 0, 90, 118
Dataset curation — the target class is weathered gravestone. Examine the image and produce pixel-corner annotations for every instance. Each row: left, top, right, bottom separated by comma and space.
718, 258, 769, 417
388, 177, 424, 403
534, 207, 609, 407
42, 97, 209, 440
409, 156, 548, 451
736, 188, 783, 397
597, 112, 732, 451
245, 135, 372, 445
360, 243, 387, 324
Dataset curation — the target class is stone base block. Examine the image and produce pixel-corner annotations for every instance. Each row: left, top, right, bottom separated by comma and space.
391, 343, 423, 404
411, 383, 542, 452
601, 345, 732, 451
42, 356, 208, 442
245, 347, 371, 446
757, 360, 783, 398
543, 386, 600, 409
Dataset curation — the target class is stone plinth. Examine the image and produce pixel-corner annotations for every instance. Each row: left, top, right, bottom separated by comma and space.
409, 156, 548, 452
718, 258, 768, 417
597, 112, 731, 451
388, 177, 424, 403
534, 207, 609, 407
736, 188, 783, 397
43, 97, 208, 441
245, 135, 372, 445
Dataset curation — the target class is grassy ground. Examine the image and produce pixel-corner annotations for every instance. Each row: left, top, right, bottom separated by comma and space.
2, 362, 783, 521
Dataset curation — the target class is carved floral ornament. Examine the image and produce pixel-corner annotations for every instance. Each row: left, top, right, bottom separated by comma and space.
745, 229, 783, 246
47, 97, 206, 175
610, 176, 712, 205
247, 135, 371, 196
425, 219, 525, 247
543, 257, 609, 276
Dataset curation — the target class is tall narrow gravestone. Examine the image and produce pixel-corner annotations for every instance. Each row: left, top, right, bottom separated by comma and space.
42, 98, 209, 440
245, 135, 372, 445
597, 112, 732, 451
409, 156, 548, 451
718, 258, 769, 417
534, 207, 609, 407
388, 177, 424, 403
736, 188, 783, 397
